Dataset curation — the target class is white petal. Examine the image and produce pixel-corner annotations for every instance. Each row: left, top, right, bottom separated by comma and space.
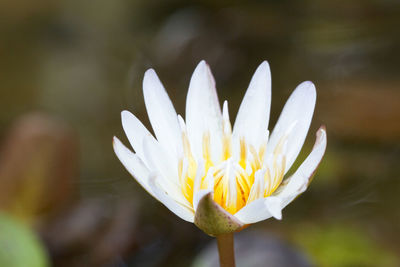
233, 195, 282, 224
114, 136, 192, 215
148, 175, 195, 222
234, 197, 272, 224
112, 137, 156, 199
233, 61, 271, 148
121, 110, 154, 162
185, 60, 223, 162
143, 69, 182, 160
142, 136, 178, 182
276, 126, 327, 207
266, 81, 316, 173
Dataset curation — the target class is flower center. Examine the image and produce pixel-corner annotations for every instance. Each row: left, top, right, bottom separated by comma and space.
178, 114, 288, 215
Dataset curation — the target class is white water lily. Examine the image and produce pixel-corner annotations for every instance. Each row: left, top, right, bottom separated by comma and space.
113, 60, 327, 235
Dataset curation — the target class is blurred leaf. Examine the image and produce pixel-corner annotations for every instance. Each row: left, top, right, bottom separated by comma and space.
0, 213, 49, 267
293, 223, 399, 267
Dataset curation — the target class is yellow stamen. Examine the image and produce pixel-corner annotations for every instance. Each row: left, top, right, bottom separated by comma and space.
202, 132, 213, 171
239, 137, 247, 169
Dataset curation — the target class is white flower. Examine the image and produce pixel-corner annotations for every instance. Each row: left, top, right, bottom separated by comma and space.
113, 60, 327, 235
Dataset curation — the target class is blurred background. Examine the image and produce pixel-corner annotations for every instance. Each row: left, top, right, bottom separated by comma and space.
0, 0, 399, 266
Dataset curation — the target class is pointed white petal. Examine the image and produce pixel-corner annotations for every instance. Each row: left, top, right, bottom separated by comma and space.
121, 110, 155, 162
222, 100, 230, 121
185, 60, 223, 162
148, 175, 195, 222
143, 69, 182, 160
267, 81, 316, 173
265, 197, 282, 220
276, 126, 327, 207
112, 137, 156, 199
233, 61, 271, 148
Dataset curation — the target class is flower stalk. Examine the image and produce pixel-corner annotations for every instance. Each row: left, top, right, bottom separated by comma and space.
216, 233, 236, 267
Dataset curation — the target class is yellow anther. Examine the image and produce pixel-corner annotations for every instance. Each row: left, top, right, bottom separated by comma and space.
270, 156, 286, 193
273, 135, 286, 155
222, 134, 232, 161
202, 132, 213, 171
258, 142, 267, 162
239, 137, 247, 169
264, 168, 272, 196
249, 145, 261, 170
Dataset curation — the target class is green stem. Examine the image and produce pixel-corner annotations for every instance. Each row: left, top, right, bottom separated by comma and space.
216, 233, 236, 267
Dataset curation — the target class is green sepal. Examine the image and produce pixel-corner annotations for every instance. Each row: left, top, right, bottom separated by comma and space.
194, 192, 244, 236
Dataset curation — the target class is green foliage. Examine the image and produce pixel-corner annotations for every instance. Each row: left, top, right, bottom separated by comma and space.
294, 224, 399, 267
0, 213, 49, 267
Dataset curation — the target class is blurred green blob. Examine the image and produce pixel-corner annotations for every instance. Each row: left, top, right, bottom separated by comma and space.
0, 213, 49, 267
294, 224, 399, 267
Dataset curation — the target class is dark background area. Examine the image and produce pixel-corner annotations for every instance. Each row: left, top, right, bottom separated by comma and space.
0, 0, 399, 266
